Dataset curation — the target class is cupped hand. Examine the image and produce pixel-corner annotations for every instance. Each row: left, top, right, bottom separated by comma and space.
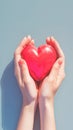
14, 36, 38, 106
39, 37, 65, 101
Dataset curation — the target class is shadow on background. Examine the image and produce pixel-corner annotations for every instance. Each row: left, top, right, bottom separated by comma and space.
1, 59, 40, 130
1, 60, 22, 130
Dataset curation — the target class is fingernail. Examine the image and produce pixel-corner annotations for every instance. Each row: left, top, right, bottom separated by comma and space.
46, 37, 50, 42
18, 60, 24, 65
51, 36, 54, 39
58, 60, 62, 65
23, 37, 27, 40
47, 37, 50, 40
28, 35, 31, 39
30, 40, 34, 45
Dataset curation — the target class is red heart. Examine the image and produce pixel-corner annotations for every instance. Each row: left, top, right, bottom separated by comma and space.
21, 44, 57, 81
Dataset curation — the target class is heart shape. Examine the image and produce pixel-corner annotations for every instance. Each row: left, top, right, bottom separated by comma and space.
21, 44, 57, 81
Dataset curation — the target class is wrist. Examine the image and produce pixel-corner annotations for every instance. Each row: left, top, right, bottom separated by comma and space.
22, 98, 37, 113
17, 100, 36, 130
39, 96, 54, 110
39, 98, 56, 130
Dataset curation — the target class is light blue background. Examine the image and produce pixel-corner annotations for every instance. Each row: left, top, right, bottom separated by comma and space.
0, 0, 73, 130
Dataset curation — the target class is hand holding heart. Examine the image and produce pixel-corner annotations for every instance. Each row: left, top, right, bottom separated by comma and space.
21, 40, 57, 81
14, 36, 65, 104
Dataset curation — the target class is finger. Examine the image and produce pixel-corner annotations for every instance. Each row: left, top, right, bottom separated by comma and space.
29, 39, 35, 45
19, 35, 32, 47
14, 35, 32, 55
56, 58, 65, 87
46, 37, 64, 58
14, 55, 23, 87
19, 59, 31, 84
46, 37, 50, 44
58, 57, 65, 77
48, 58, 62, 80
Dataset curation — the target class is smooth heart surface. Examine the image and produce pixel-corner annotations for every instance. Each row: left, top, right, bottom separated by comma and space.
21, 44, 57, 81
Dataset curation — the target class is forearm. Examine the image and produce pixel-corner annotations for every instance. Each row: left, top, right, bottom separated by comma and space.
17, 101, 36, 130
39, 98, 56, 130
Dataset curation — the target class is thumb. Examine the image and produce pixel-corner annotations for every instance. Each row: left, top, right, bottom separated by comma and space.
19, 59, 30, 82
49, 58, 62, 77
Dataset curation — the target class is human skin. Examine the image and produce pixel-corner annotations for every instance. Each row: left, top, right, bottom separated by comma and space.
14, 36, 65, 130
39, 37, 65, 130
14, 36, 38, 130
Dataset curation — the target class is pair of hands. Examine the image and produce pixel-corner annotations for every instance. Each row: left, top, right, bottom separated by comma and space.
14, 36, 65, 107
